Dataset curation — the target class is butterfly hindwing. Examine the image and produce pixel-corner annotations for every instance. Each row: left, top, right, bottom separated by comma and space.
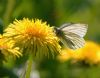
60, 32, 85, 49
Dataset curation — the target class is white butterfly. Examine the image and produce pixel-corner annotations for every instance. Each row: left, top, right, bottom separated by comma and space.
54, 23, 88, 49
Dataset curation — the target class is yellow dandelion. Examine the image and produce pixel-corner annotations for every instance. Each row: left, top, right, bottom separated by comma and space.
82, 41, 100, 64
57, 41, 100, 64
0, 34, 22, 58
57, 48, 84, 62
4, 18, 61, 58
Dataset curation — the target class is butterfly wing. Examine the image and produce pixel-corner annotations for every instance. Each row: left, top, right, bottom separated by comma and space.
59, 23, 88, 49
60, 32, 85, 49
59, 23, 73, 29
60, 23, 88, 37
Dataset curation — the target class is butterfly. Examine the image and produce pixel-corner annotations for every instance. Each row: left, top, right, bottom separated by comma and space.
54, 23, 88, 49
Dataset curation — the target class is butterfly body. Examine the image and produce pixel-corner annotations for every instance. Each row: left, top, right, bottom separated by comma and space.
54, 27, 64, 37
54, 23, 88, 49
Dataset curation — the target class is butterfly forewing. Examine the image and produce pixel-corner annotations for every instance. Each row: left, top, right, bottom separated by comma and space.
61, 23, 88, 37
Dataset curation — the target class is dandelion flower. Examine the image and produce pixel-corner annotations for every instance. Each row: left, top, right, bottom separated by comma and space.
57, 48, 83, 62
57, 41, 100, 64
4, 18, 61, 58
82, 41, 100, 64
0, 34, 22, 58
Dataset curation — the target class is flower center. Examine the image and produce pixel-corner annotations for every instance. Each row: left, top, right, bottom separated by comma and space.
25, 27, 46, 39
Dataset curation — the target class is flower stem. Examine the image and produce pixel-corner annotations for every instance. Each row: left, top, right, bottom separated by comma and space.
3, 0, 15, 27
25, 55, 33, 78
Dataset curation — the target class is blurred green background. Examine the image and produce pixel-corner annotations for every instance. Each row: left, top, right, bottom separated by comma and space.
0, 0, 100, 78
